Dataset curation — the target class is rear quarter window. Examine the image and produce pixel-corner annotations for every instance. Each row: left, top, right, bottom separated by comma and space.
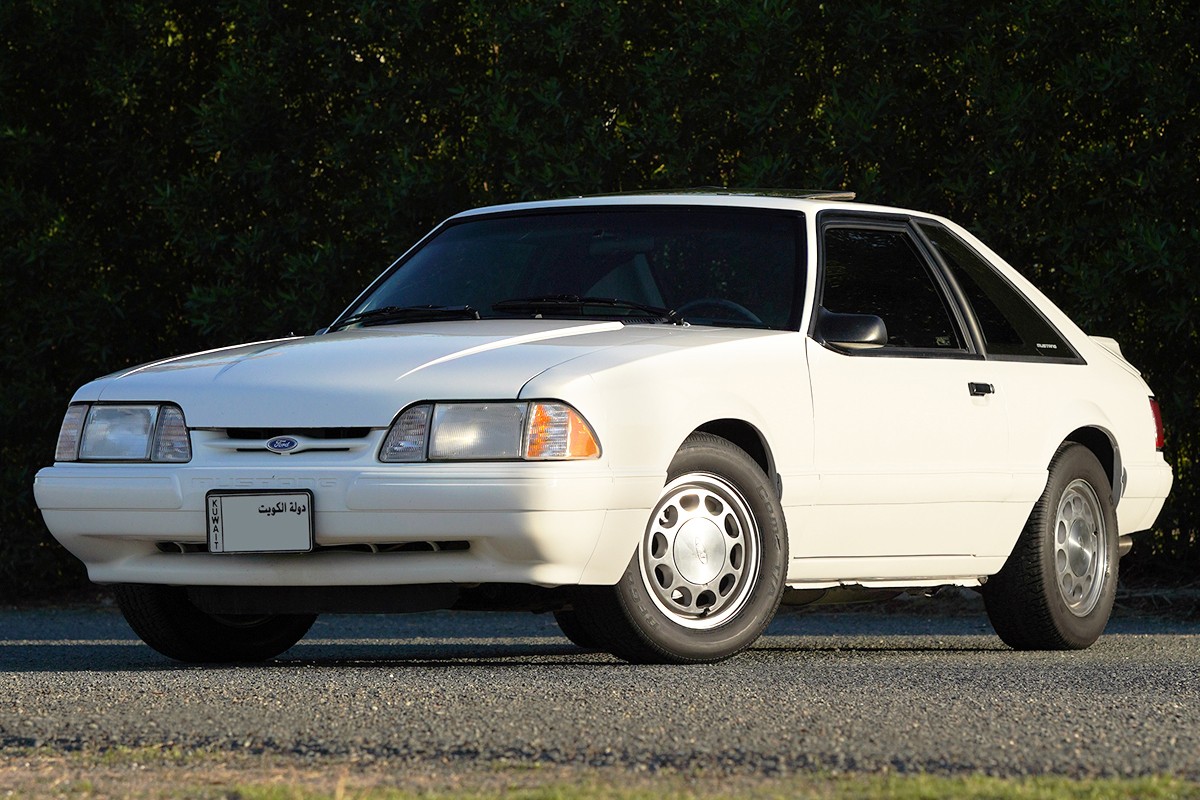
919, 223, 1078, 361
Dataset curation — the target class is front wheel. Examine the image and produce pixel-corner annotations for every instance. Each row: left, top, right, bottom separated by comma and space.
575, 433, 787, 663
552, 609, 599, 650
983, 444, 1118, 650
114, 584, 317, 663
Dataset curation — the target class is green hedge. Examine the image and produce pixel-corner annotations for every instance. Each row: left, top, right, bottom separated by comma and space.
2, 1, 1196, 602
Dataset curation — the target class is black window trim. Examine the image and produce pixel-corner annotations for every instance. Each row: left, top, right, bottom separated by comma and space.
911, 220, 1085, 366
811, 210, 982, 361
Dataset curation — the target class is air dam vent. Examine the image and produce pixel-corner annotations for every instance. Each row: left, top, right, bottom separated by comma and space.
155, 540, 469, 555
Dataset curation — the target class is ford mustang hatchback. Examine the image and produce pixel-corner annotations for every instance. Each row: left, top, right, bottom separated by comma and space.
34, 191, 1173, 663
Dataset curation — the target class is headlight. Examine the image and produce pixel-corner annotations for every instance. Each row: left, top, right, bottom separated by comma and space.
379, 401, 600, 462
431, 403, 528, 459
54, 403, 192, 463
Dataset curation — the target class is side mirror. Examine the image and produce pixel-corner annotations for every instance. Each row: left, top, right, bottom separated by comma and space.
814, 306, 888, 349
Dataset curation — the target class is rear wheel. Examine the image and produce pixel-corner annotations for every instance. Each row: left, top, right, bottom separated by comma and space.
114, 584, 316, 663
983, 444, 1118, 650
575, 433, 787, 663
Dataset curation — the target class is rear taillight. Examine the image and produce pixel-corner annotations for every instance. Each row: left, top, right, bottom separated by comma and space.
1149, 397, 1165, 451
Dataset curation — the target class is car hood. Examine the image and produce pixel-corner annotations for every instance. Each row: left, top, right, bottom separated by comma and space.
74, 320, 691, 427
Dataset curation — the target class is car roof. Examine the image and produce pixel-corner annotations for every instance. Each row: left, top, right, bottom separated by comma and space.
447, 190, 945, 223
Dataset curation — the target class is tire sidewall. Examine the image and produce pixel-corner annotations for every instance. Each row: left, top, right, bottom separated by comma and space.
614, 435, 787, 661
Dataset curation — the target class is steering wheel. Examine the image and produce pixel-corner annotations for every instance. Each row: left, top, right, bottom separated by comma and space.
676, 298, 764, 325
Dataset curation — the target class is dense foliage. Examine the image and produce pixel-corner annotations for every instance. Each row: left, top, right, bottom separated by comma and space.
2, 1, 1196, 601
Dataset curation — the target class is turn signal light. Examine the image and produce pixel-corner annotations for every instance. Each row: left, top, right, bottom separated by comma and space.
525, 402, 600, 460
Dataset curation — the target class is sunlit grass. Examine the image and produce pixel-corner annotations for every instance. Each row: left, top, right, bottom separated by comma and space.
3, 747, 1198, 800
224, 775, 1200, 800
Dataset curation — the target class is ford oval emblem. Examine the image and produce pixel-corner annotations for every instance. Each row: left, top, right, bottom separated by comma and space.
265, 436, 299, 453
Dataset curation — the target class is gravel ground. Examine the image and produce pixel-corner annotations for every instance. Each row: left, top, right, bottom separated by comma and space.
1, 598, 1197, 779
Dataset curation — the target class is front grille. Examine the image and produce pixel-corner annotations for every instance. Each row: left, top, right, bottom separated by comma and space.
223, 427, 371, 440
201, 426, 376, 455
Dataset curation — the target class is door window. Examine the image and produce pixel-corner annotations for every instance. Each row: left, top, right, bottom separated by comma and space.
821, 226, 965, 351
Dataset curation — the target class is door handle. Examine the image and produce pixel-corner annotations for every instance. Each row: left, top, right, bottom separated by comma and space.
968, 382, 995, 396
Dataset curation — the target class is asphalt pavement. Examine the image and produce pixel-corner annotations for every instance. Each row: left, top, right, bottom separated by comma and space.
1, 602, 1197, 778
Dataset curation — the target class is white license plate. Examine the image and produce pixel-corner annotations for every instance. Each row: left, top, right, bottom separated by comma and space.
206, 491, 314, 554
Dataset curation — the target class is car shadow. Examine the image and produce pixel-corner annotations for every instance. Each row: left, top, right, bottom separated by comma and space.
0, 607, 1192, 672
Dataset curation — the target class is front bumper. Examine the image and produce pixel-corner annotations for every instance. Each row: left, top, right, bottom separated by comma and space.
34, 462, 663, 588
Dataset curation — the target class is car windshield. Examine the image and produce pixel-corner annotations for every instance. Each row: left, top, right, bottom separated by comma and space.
340, 207, 803, 330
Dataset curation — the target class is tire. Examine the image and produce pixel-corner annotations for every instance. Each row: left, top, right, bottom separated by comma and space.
114, 584, 317, 663
552, 609, 599, 650
574, 433, 787, 664
983, 443, 1118, 650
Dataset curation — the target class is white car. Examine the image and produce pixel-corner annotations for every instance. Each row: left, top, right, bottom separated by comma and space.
34, 191, 1173, 664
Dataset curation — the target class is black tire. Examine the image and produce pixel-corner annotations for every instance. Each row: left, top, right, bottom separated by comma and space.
551, 609, 599, 650
574, 433, 787, 664
983, 443, 1118, 650
114, 584, 317, 663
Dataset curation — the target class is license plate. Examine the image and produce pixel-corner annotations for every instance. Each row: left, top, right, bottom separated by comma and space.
206, 491, 314, 554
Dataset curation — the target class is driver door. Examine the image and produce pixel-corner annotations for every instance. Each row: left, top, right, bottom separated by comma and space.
803, 217, 1018, 561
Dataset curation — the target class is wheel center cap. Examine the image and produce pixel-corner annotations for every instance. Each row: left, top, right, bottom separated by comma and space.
1067, 519, 1093, 576
672, 518, 726, 585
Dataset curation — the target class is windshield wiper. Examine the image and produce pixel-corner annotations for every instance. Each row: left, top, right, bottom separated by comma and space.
492, 295, 684, 325
331, 305, 480, 331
